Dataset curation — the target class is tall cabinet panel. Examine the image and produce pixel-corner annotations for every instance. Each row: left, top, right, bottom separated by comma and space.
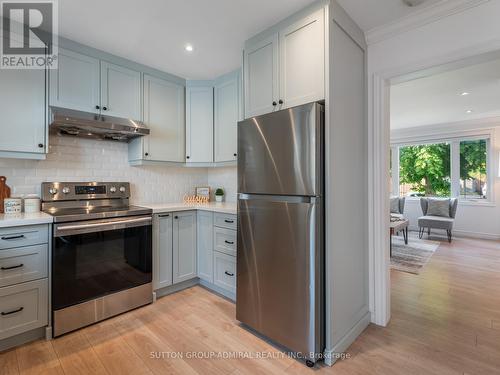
214, 70, 241, 163
49, 48, 100, 113
279, 8, 325, 109
197, 211, 213, 282
153, 213, 173, 290
186, 85, 213, 163
243, 34, 279, 118
142, 74, 185, 162
173, 211, 197, 283
0, 69, 46, 155
100, 61, 142, 120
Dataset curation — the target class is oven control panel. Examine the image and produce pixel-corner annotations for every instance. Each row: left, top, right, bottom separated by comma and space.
42, 182, 130, 201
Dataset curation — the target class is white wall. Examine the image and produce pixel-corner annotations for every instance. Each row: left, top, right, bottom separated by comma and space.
207, 167, 237, 202
0, 136, 208, 204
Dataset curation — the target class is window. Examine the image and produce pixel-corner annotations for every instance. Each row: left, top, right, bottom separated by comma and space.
392, 136, 490, 201
460, 139, 487, 199
399, 142, 451, 197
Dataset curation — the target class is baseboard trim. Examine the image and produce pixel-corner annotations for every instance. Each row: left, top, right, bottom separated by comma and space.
407, 228, 500, 241
0, 327, 46, 352
199, 280, 236, 302
154, 278, 199, 299
323, 312, 371, 366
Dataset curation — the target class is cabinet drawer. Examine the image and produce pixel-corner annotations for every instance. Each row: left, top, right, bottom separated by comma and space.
214, 213, 237, 230
214, 227, 236, 257
0, 279, 48, 340
0, 244, 48, 288
213, 251, 236, 294
0, 225, 48, 250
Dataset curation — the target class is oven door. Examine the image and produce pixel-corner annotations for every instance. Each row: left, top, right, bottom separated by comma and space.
52, 215, 152, 311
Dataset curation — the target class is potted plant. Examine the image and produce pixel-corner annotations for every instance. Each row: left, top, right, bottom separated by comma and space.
215, 188, 224, 202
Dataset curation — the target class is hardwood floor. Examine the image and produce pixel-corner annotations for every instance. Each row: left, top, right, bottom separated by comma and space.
2, 236, 500, 374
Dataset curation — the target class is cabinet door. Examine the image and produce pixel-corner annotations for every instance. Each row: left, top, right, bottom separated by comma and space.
101, 61, 142, 120
214, 71, 240, 162
0, 69, 46, 154
186, 86, 213, 163
279, 8, 325, 109
153, 213, 173, 290
49, 48, 100, 113
243, 33, 279, 118
143, 75, 185, 162
173, 211, 197, 283
197, 211, 213, 283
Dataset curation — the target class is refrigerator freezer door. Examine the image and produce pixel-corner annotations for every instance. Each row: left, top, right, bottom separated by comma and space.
238, 102, 323, 196
236, 194, 323, 357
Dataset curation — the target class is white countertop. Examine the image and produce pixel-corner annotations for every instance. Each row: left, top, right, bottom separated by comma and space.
0, 203, 236, 229
0, 212, 53, 228
141, 202, 237, 215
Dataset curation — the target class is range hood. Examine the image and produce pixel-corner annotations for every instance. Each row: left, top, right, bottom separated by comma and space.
49, 107, 150, 142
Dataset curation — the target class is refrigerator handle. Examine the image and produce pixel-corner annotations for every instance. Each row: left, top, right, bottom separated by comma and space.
238, 193, 318, 204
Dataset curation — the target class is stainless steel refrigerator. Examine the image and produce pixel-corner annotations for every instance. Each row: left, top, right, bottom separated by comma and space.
237, 102, 324, 364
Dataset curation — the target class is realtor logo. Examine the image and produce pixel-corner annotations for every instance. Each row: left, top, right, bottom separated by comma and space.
1, 0, 58, 69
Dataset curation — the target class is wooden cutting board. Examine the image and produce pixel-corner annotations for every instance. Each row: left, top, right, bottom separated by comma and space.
0, 176, 11, 214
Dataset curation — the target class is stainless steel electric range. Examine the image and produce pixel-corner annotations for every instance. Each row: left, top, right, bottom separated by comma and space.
41, 182, 153, 337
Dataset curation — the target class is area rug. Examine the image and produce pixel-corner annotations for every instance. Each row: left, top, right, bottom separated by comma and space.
390, 236, 440, 274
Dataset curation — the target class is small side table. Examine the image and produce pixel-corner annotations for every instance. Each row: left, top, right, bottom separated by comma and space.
390, 218, 409, 257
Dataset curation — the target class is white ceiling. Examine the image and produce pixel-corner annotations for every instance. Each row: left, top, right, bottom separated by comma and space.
58, 0, 316, 80
391, 58, 500, 129
336, 0, 442, 31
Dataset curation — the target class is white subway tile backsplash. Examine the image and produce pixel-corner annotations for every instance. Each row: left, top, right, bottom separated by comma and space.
208, 167, 237, 202
0, 137, 208, 203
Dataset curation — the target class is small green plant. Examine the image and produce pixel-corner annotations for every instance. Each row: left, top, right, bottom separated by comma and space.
215, 188, 224, 196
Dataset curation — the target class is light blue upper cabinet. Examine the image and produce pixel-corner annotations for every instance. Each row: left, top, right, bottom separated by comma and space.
279, 8, 325, 109
185, 84, 214, 163
49, 48, 100, 113
244, 34, 279, 118
0, 69, 47, 159
214, 70, 241, 163
100, 61, 142, 120
243, 6, 326, 118
129, 74, 185, 163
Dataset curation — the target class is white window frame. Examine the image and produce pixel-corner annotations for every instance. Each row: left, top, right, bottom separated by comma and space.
390, 130, 494, 205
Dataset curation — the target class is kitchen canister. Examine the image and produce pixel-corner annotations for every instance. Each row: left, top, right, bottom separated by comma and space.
4, 197, 22, 214
24, 195, 41, 213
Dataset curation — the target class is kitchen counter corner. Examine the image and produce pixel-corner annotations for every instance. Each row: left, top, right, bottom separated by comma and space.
0, 212, 53, 228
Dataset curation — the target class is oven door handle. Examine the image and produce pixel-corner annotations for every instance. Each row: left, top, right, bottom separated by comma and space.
55, 216, 152, 236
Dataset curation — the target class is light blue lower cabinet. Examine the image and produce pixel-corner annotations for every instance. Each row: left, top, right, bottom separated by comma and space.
197, 211, 214, 283
153, 213, 173, 290
0, 224, 49, 344
153, 210, 236, 301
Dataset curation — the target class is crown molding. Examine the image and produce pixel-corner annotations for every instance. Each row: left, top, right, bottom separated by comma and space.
366, 0, 490, 45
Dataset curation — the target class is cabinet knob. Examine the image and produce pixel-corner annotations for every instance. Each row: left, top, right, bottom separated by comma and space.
95, 105, 100, 110
279, 99, 284, 105
145, 153, 149, 156
272, 101, 277, 106
233, 153, 237, 157
186, 156, 190, 159
102, 106, 108, 111
38, 143, 44, 148
174, 216, 178, 219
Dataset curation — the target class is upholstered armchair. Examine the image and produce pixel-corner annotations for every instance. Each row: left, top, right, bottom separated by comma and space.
418, 198, 458, 242
390, 196, 406, 219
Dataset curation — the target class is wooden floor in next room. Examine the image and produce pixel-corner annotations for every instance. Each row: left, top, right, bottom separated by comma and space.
1, 236, 500, 375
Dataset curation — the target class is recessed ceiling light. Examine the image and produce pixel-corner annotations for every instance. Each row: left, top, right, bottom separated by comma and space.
466, 110, 473, 114
460, 92, 470, 96
185, 44, 194, 52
